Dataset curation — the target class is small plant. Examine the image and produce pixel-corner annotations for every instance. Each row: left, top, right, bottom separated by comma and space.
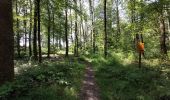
0, 60, 85, 100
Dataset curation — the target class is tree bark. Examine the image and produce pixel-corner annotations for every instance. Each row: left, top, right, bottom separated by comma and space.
74, 0, 78, 57
65, 0, 69, 57
24, 6, 27, 53
0, 0, 14, 84
116, 0, 121, 43
29, 0, 32, 57
104, 0, 107, 57
52, 9, 55, 49
70, 9, 74, 44
47, 1, 51, 58
89, 0, 95, 53
160, 15, 167, 55
37, 0, 42, 63
33, 0, 38, 60
16, 0, 21, 58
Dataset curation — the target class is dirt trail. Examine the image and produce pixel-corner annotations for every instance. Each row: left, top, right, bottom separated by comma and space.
80, 62, 100, 100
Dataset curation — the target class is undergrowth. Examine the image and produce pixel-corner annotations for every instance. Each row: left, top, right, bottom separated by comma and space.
84, 52, 170, 100
0, 58, 85, 100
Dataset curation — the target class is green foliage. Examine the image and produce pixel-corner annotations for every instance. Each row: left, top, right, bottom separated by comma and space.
0, 60, 85, 100
85, 52, 170, 100
0, 83, 13, 99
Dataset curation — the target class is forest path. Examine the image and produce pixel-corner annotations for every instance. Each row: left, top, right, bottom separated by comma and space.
80, 61, 100, 100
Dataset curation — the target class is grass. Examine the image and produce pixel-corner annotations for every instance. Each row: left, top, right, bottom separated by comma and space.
0, 57, 85, 100
3, 52, 170, 100
84, 52, 170, 100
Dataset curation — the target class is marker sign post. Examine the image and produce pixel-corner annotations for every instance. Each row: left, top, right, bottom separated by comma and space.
136, 34, 144, 68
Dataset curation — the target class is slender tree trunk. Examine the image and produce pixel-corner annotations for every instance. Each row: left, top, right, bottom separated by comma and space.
52, 10, 55, 49
80, 0, 85, 52
74, 0, 78, 56
37, 0, 42, 63
160, 15, 167, 55
84, 21, 88, 51
116, 0, 121, 43
24, 7, 27, 53
131, 0, 136, 50
104, 0, 107, 57
82, 20, 86, 52
79, 19, 82, 50
92, 0, 95, 53
59, 23, 62, 50
33, 0, 38, 60
70, 9, 74, 53
70, 9, 74, 44
168, 12, 170, 32
79, 0, 83, 51
168, 11, 170, 31
59, 38, 62, 50
65, 0, 69, 57
29, 0, 32, 57
83, 21, 88, 52
47, 1, 51, 58
80, 3, 85, 52
16, 0, 21, 58
56, 35, 59, 49
89, 0, 95, 53
0, 0, 14, 84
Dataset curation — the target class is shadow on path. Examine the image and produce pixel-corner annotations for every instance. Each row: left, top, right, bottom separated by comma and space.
80, 61, 100, 100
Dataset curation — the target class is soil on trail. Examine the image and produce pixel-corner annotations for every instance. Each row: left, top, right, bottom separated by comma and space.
80, 62, 100, 100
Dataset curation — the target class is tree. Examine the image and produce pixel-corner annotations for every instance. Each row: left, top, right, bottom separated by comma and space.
23, 5, 27, 53
29, 0, 33, 57
74, 0, 79, 57
116, 0, 121, 43
37, 0, 42, 63
158, 0, 167, 55
0, 0, 14, 84
146, 0, 169, 55
47, 0, 51, 58
65, 0, 69, 57
89, 0, 96, 53
104, 0, 107, 57
16, 0, 21, 58
33, 0, 38, 60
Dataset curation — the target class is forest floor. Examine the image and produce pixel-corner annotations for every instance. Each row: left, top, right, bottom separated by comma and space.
80, 61, 100, 100
2, 52, 170, 100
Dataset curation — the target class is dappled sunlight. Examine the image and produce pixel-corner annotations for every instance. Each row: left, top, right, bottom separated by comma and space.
84, 52, 170, 100
0, 57, 85, 100
0, 0, 169, 99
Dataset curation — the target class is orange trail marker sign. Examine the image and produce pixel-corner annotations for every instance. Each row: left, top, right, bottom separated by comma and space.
137, 42, 144, 53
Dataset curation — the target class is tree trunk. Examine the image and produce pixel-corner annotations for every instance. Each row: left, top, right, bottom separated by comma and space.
29, 0, 32, 57
70, 9, 74, 45
65, 0, 69, 57
24, 7, 27, 53
131, 0, 137, 50
74, 0, 78, 57
89, 0, 95, 53
33, 0, 38, 60
104, 0, 107, 57
116, 0, 121, 43
52, 9, 55, 49
37, 0, 42, 63
0, 0, 14, 84
70, 9, 74, 53
59, 38, 62, 50
82, 20, 86, 53
160, 15, 167, 55
16, 0, 21, 58
47, 1, 51, 58
92, 0, 95, 53
59, 23, 62, 50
